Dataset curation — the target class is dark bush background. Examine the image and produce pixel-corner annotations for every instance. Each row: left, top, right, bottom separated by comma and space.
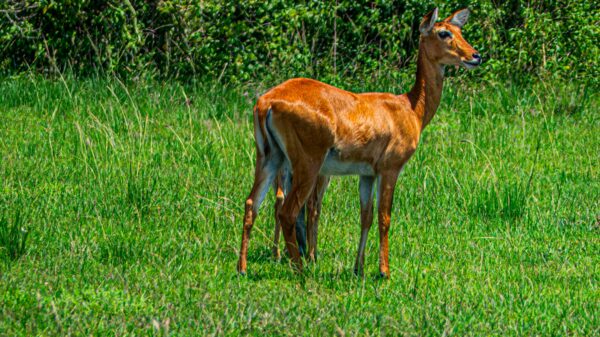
0, 1, 598, 85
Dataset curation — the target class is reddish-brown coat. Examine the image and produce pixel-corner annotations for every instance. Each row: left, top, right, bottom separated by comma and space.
237, 8, 481, 277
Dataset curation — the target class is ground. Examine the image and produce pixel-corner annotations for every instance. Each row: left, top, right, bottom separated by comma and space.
0, 76, 598, 335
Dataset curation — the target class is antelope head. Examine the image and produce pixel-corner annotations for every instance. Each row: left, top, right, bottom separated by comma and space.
419, 8, 482, 70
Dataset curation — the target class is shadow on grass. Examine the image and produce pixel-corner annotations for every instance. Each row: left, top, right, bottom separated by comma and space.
468, 181, 529, 221
239, 248, 389, 288
0, 210, 29, 263
246, 246, 279, 265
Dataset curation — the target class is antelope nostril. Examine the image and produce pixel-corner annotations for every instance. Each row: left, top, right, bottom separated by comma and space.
473, 53, 481, 60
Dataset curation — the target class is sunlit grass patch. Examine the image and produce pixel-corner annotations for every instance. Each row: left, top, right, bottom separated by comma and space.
0, 76, 597, 335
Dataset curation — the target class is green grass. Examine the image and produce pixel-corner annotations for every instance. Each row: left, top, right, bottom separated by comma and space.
0, 74, 598, 336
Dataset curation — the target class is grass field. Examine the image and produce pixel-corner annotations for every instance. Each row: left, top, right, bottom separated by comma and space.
0, 75, 598, 335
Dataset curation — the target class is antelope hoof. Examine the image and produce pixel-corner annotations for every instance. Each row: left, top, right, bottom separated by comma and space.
272, 247, 281, 261
236, 261, 247, 276
378, 271, 390, 279
290, 261, 303, 273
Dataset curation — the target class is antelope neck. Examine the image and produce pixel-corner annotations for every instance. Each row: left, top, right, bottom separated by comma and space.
406, 44, 445, 130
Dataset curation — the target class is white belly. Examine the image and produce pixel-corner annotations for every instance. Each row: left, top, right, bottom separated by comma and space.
319, 149, 375, 176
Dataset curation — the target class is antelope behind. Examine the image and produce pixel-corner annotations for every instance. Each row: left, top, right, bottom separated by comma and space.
237, 8, 482, 277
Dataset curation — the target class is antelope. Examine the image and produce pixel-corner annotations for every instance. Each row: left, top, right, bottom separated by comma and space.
238, 8, 481, 277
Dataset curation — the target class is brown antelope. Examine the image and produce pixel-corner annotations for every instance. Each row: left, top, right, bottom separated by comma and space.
238, 8, 481, 277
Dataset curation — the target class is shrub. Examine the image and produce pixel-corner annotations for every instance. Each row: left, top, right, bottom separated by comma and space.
0, 1, 597, 85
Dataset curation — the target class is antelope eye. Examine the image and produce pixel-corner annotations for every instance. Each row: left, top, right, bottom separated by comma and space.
438, 31, 452, 39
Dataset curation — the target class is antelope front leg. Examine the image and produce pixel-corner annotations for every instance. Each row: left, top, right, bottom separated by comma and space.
354, 175, 375, 276
377, 171, 399, 278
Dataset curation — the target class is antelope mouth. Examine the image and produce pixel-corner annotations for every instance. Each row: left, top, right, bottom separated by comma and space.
462, 59, 481, 69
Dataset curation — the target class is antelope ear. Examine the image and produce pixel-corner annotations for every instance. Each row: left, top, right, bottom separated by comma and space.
445, 8, 470, 28
419, 8, 438, 35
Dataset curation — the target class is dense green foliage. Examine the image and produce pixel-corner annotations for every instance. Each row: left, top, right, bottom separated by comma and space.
0, 76, 598, 335
1, 1, 598, 84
